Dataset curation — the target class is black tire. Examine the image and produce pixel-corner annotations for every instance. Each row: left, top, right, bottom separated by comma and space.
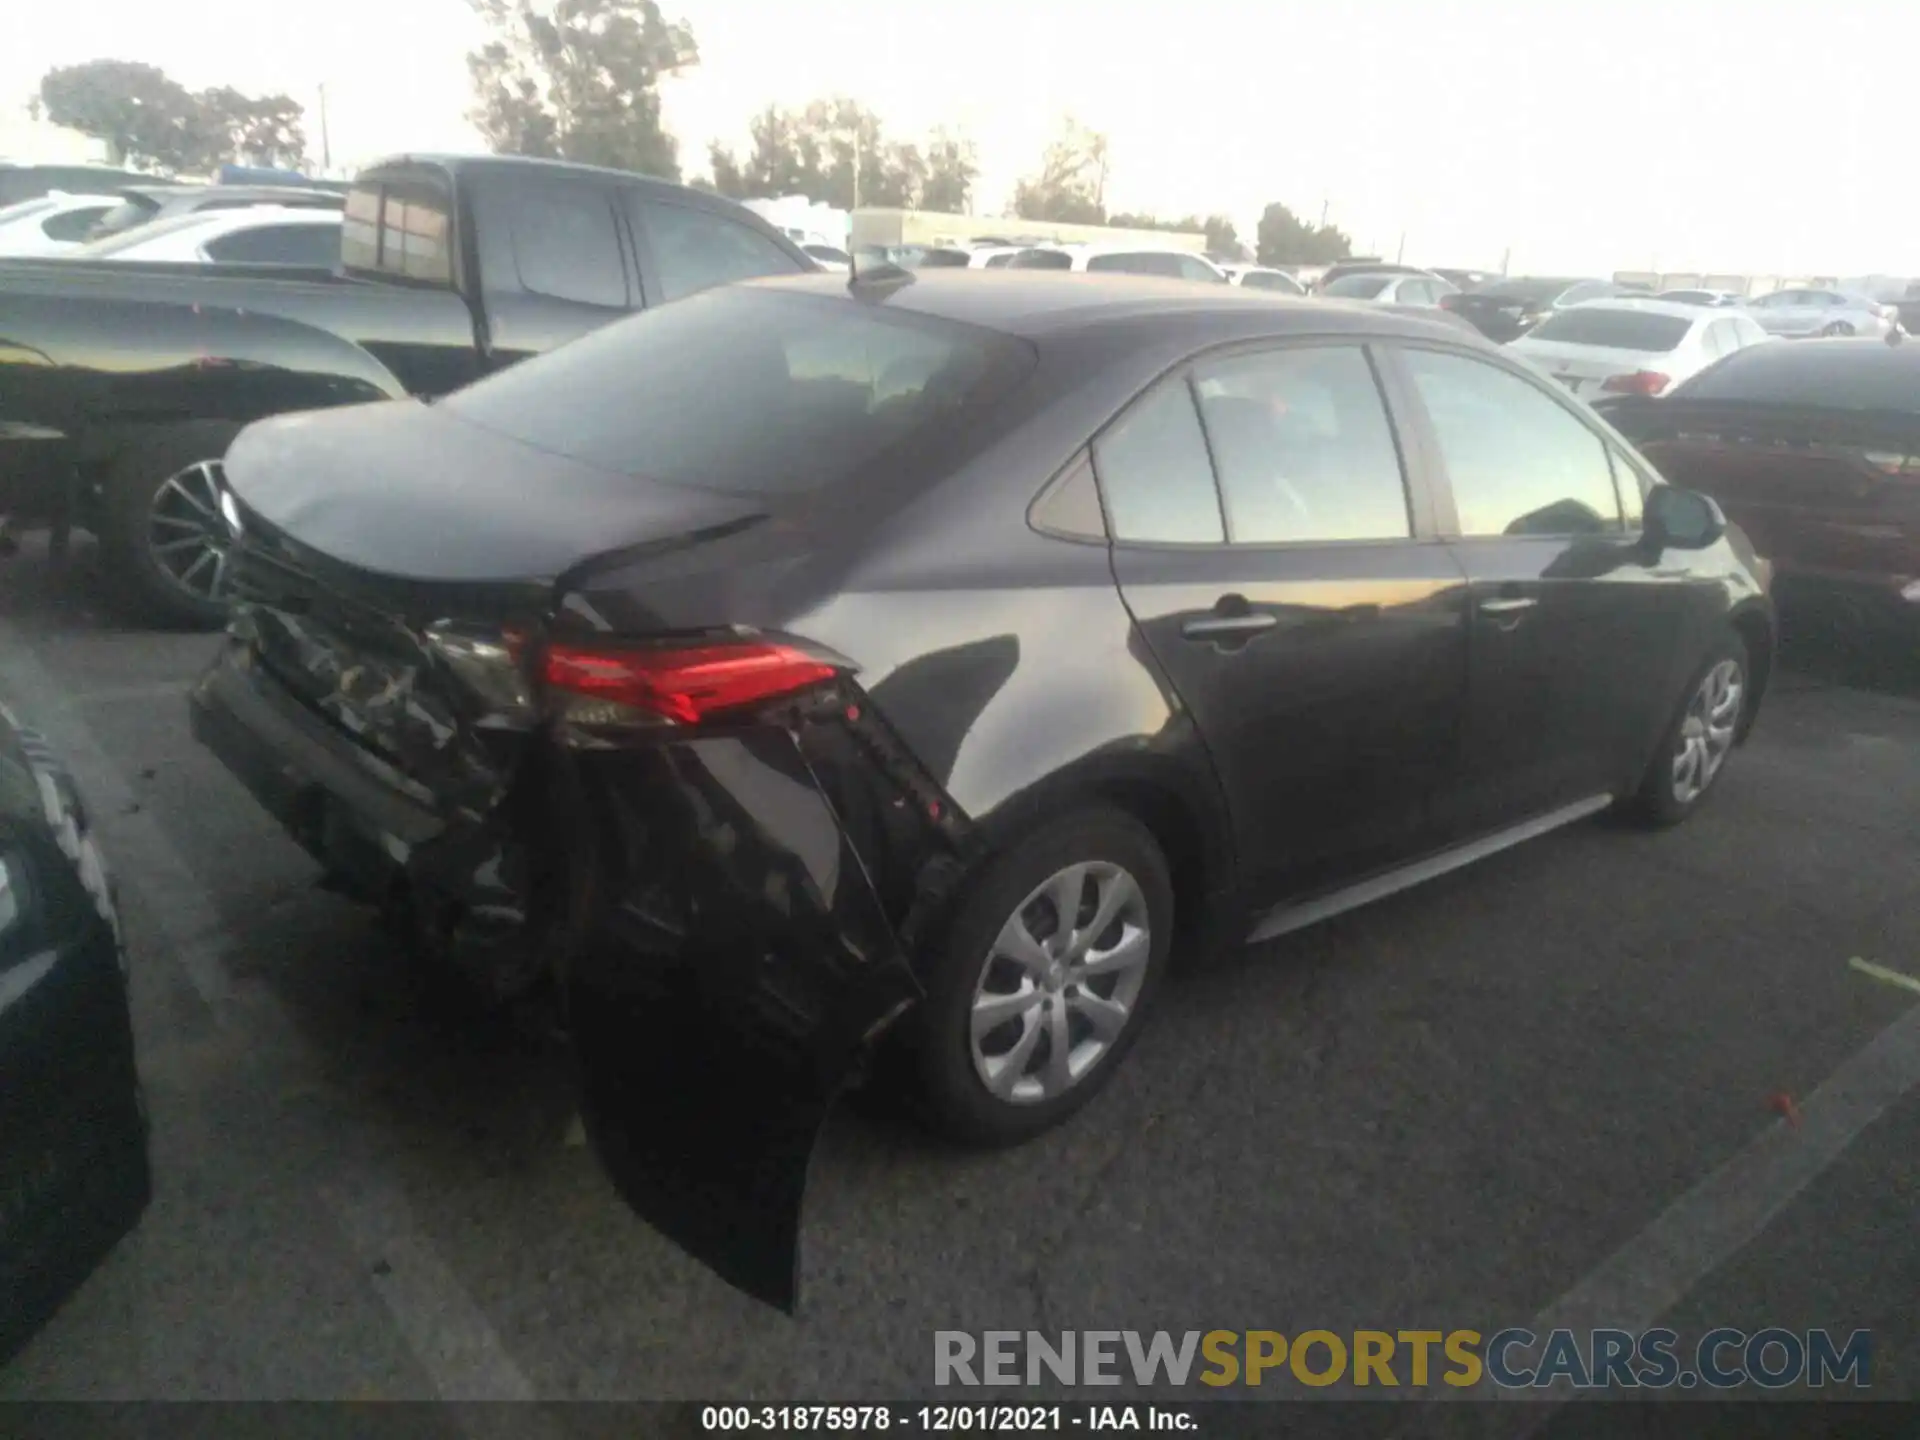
908, 806, 1173, 1146
1819, 321, 1854, 337
1625, 631, 1750, 828
99, 421, 242, 630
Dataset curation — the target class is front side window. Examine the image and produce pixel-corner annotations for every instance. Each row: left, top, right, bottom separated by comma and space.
1191, 345, 1411, 544
1401, 348, 1622, 538
636, 199, 803, 303
1090, 380, 1224, 544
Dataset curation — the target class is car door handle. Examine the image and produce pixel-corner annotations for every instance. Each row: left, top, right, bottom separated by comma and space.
1478, 596, 1538, 614
1182, 614, 1279, 639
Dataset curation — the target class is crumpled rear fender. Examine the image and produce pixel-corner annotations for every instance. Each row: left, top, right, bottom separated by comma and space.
562, 702, 958, 1311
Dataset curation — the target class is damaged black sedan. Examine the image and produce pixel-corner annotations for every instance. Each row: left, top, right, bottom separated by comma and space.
189, 270, 1775, 1312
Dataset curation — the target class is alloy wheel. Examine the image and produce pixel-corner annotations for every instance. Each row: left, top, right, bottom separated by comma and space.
968, 860, 1151, 1104
1670, 658, 1743, 806
147, 459, 235, 604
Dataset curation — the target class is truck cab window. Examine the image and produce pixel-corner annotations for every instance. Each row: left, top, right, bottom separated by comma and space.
508, 187, 628, 308
634, 198, 803, 303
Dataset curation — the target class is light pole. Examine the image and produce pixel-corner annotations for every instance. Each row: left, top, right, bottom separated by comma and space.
317, 83, 332, 174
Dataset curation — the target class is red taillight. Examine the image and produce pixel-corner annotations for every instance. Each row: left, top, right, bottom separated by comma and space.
1602, 370, 1671, 396
540, 639, 841, 725
1439, 293, 1461, 311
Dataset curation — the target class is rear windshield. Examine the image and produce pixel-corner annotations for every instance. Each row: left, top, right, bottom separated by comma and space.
1007, 249, 1073, 270
1673, 340, 1920, 412
86, 195, 162, 239
77, 209, 230, 256
1526, 308, 1692, 352
1323, 274, 1392, 298
441, 286, 1037, 496
1241, 270, 1302, 293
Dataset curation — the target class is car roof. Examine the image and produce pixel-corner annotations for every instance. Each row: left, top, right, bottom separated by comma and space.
740, 268, 1482, 344
1022, 239, 1211, 260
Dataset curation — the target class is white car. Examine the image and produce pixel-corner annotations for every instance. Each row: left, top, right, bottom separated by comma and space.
1218, 264, 1307, 295
962, 245, 1030, 269
0, 191, 122, 257
76, 205, 342, 267
1656, 288, 1747, 308
1507, 298, 1774, 398
1004, 242, 1229, 283
1320, 269, 1459, 307
1747, 287, 1896, 339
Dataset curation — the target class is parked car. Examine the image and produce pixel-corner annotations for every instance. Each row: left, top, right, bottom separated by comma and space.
189, 270, 1773, 1314
1310, 257, 1411, 291
1219, 264, 1307, 295
1432, 267, 1499, 291
1657, 289, 1747, 308
1508, 299, 1774, 398
1444, 277, 1642, 342
0, 192, 122, 258
1746, 287, 1897, 339
82, 183, 345, 243
963, 245, 1027, 269
0, 703, 150, 1366
1006, 242, 1229, 282
0, 163, 140, 209
75, 205, 344, 267
1600, 334, 1920, 639
1321, 269, 1459, 307
0, 154, 816, 627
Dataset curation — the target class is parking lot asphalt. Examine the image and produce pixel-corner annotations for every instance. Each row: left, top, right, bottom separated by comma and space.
1, 533, 1917, 1424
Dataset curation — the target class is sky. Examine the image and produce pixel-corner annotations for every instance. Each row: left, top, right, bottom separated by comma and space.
4, 0, 1913, 277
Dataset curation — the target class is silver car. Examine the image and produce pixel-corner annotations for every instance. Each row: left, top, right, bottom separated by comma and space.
1748, 287, 1896, 338
1319, 269, 1460, 308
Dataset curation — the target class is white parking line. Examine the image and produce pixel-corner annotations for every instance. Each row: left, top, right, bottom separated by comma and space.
1434, 992, 1920, 1436
0, 622, 540, 1411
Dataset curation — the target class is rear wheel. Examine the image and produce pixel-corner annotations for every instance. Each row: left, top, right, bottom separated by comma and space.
1626, 632, 1749, 827
909, 807, 1172, 1145
99, 422, 242, 630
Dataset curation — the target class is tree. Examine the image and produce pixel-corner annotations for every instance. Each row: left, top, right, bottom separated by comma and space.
467, 0, 697, 179
705, 98, 939, 211
920, 131, 977, 215
198, 87, 309, 168
1255, 201, 1352, 266
40, 60, 206, 170
38, 61, 309, 172
1009, 119, 1108, 225
1202, 215, 1246, 261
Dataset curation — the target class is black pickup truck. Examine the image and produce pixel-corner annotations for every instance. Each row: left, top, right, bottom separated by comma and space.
0, 153, 816, 625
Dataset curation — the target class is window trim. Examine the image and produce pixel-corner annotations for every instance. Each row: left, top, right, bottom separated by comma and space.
1082, 336, 1449, 553
504, 181, 632, 309
1376, 339, 1629, 541
339, 166, 464, 292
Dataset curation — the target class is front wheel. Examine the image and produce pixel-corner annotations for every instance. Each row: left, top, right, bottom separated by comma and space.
99, 422, 242, 630
1819, 321, 1856, 337
910, 807, 1173, 1146
1626, 633, 1749, 827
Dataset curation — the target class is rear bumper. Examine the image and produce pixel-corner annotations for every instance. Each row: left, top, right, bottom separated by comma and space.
190, 642, 933, 1312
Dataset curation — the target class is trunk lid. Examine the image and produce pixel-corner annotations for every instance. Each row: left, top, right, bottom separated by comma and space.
1510, 340, 1668, 396
220, 400, 776, 810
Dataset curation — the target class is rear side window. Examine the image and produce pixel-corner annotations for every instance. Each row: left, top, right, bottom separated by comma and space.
1525, 308, 1692, 352
203, 222, 340, 267
341, 178, 454, 285
508, 185, 626, 307
1087, 252, 1184, 278
441, 287, 1034, 497
1008, 249, 1073, 270
1402, 348, 1621, 537
1192, 346, 1411, 544
635, 198, 803, 303
1090, 380, 1224, 544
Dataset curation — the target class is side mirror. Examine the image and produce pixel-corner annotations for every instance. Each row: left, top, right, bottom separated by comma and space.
1643, 486, 1726, 550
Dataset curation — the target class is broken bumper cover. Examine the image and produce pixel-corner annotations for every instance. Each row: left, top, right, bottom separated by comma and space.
189, 645, 925, 1312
